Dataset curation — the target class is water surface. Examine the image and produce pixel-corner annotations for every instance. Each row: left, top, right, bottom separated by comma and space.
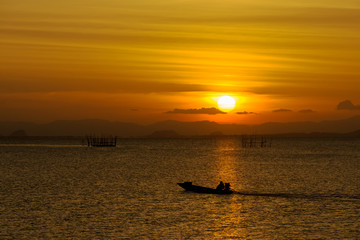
1, 137, 359, 239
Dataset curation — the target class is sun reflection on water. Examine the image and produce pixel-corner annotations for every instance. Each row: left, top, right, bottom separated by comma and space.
208, 137, 256, 238
213, 137, 243, 186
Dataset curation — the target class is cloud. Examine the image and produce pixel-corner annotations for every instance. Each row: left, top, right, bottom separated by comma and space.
236, 111, 256, 115
272, 109, 292, 113
337, 100, 360, 110
0, 77, 212, 94
299, 109, 315, 113
166, 107, 226, 115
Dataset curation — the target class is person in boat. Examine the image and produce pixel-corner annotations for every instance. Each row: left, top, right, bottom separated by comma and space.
216, 181, 225, 190
224, 183, 231, 191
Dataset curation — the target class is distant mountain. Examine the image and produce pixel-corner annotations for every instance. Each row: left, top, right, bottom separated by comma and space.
0, 121, 38, 136
146, 130, 181, 138
0, 115, 360, 137
39, 119, 145, 137
9, 129, 28, 137
257, 115, 360, 134
344, 129, 360, 138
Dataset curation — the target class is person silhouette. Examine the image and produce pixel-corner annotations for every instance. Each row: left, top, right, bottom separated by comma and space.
216, 181, 224, 190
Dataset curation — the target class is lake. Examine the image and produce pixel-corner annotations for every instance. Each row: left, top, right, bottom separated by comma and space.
1, 137, 359, 239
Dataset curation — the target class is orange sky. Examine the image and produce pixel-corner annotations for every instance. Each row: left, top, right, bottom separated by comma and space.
1, 0, 360, 124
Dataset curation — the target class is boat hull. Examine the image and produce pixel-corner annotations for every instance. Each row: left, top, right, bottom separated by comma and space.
177, 182, 233, 194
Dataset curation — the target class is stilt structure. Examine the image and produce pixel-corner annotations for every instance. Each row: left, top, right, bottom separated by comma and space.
241, 135, 272, 148
86, 135, 117, 147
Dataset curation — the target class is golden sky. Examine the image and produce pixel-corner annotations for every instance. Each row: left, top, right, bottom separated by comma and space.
1, 0, 360, 124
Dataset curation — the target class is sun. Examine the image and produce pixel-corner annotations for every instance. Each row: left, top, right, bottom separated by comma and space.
217, 96, 236, 111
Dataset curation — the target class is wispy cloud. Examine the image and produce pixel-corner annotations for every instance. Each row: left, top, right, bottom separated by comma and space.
299, 109, 315, 113
273, 109, 292, 113
166, 107, 226, 115
237, 111, 256, 115
0, 77, 212, 94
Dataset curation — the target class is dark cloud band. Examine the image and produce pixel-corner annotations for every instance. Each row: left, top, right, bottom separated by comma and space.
166, 107, 226, 115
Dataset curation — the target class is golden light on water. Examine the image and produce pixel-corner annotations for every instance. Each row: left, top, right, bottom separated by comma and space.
213, 138, 240, 185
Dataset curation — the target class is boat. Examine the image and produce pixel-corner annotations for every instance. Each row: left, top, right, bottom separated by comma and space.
177, 182, 233, 194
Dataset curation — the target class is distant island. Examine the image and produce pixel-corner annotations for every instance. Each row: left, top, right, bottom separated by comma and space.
0, 115, 360, 138
9, 129, 28, 137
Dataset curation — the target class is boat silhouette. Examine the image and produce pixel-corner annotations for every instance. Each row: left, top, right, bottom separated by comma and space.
177, 182, 233, 194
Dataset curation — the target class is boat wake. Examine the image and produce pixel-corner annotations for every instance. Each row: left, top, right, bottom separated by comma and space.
233, 191, 360, 201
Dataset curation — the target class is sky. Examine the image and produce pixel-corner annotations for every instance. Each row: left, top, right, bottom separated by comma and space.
1, 0, 360, 124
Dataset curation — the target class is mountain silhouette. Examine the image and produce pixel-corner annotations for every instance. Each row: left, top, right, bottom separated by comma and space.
0, 115, 360, 137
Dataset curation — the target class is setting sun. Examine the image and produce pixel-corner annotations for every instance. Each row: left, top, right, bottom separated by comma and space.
217, 96, 236, 111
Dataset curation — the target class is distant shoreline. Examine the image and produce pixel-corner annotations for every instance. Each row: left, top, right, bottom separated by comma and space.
1, 115, 360, 138
0, 131, 359, 139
